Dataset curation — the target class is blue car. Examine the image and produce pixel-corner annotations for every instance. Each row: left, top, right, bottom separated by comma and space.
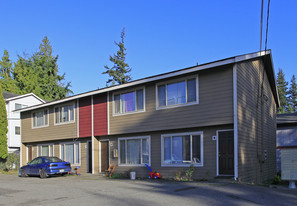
20, 156, 72, 178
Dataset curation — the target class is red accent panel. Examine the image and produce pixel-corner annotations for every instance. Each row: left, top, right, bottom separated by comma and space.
93, 94, 108, 136
79, 96, 92, 137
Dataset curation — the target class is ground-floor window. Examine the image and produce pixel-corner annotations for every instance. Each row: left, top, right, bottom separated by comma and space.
118, 136, 150, 166
60, 142, 80, 165
161, 131, 203, 166
38, 144, 54, 156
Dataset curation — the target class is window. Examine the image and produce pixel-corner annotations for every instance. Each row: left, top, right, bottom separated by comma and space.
55, 104, 75, 124
15, 126, 20, 135
32, 109, 49, 128
157, 77, 198, 108
118, 136, 150, 166
113, 88, 145, 115
15, 103, 28, 110
60, 142, 80, 165
161, 132, 203, 166
38, 144, 54, 156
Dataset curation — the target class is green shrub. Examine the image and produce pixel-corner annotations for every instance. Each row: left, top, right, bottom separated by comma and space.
271, 175, 282, 185
185, 164, 195, 181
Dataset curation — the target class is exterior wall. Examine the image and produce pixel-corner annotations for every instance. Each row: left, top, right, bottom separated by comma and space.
93, 94, 108, 136
93, 137, 99, 174
276, 126, 297, 172
96, 124, 232, 179
79, 97, 92, 137
6, 95, 43, 152
109, 65, 234, 135
21, 100, 78, 143
21, 138, 90, 173
237, 59, 276, 183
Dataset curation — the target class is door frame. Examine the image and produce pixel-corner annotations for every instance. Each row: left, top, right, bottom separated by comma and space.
216, 129, 234, 176
99, 139, 110, 173
87, 140, 92, 173
26, 145, 33, 163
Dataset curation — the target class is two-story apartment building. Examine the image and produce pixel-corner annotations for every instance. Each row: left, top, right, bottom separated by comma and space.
4, 92, 45, 153
20, 51, 279, 183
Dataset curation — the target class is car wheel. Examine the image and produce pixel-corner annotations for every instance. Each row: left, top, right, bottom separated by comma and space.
20, 169, 27, 177
39, 169, 47, 179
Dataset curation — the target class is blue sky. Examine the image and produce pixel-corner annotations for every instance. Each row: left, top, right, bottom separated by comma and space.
1, 0, 296, 95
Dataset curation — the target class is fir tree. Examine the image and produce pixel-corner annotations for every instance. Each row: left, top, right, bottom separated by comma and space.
14, 37, 72, 100
102, 28, 132, 86
276, 68, 289, 113
0, 50, 20, 94
288, 75, 297, 112
0, 84, 8, 160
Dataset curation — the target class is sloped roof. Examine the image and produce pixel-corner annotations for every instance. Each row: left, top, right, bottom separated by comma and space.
277, 112, 297, 125
3, 92, 20, 100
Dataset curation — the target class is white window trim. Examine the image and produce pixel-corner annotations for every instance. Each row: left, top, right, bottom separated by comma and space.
54, 103, 76, 126
31, 108, 49, 129
37, 143, 55, 157
161, 131, 203, 167
118, 136, 151, 167
156, 75, 199, 110
112, 87, 146, 116
15, 126, 20, 135
59, 141, 81, 166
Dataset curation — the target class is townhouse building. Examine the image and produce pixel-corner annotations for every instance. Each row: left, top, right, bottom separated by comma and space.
20, 51, 279, 183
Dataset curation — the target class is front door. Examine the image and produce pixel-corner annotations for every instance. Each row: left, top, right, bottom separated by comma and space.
100, 141, 109, 172
219, 130, 234, 175
87, 141, 92, 173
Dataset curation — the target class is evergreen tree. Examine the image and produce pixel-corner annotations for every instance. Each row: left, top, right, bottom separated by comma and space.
276, 68, 289, 113
288, 75, 297, 112
0, 50, 20, 94
102, 28, 132, 86
14, 37, 72, 100
0, 50, 13, 78
0, 84, 8, 160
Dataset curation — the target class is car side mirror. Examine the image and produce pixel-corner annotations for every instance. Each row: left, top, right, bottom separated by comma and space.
27, 162, 31, 165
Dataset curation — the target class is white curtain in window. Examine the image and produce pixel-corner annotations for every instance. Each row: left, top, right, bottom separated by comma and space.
42, 145, 49, 156
172, 136, 183, 164
66, 144, 74, 164
75, 143, 79, 164
142, 138, 149, 164
61, 145, 64, 160
127, 139, 141, 164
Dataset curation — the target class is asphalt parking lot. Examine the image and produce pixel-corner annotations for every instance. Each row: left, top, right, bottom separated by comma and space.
0, 174, 296, 206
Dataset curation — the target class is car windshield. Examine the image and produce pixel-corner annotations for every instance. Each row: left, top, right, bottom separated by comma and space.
44, 157, 64, 163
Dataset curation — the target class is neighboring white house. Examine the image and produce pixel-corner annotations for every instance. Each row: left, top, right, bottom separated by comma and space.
3, 92, 45, 153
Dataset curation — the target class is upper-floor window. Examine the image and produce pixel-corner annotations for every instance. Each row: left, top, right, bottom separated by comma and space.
15, 103, 28, 110
55, 104, 75, 124
113, 88, 145, 115
15, 126, 20, 135
32, 109, 49, 128
156, 76, 198, 109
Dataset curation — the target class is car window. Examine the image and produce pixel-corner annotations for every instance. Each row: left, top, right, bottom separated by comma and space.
44, 157, 63, 163
30, 157, 42, 165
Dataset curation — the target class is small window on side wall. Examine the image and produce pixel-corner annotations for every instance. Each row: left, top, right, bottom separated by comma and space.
113, 88, 145, 115
15, 126, 20, 135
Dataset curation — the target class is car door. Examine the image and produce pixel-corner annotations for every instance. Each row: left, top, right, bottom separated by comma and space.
30, 157, 43, 175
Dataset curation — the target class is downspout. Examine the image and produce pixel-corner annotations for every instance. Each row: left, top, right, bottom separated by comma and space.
91, 95, 94, 174
233, 63, 238, 181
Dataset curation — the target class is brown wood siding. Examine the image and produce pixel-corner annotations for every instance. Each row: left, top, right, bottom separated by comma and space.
237, 59, 276, 183
93, 138, 99, 174
97, 125, 232, 179
21, 101, 78, 143
109, 66, 234, 135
